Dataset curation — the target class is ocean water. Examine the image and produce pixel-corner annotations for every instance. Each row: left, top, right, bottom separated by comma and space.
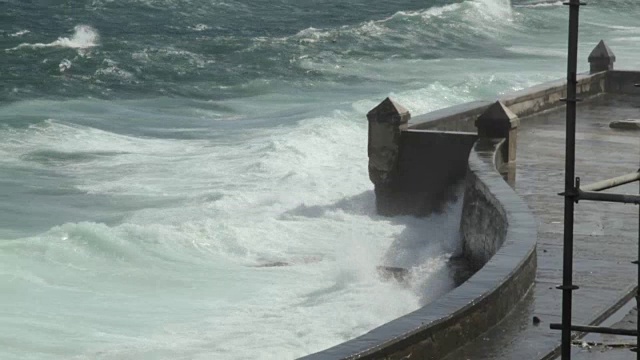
2, 0, 640, 359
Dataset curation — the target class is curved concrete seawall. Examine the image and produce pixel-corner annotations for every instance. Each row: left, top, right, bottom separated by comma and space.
300, 138, 538, 360
461, 139, 510, 271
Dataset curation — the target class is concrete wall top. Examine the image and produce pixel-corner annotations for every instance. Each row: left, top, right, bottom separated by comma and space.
408, 100, 492, 132
501, 71, 607, 118
407, 71, 611, 134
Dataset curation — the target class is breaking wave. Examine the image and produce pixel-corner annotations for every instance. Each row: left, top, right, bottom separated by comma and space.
7, 25, 99, 51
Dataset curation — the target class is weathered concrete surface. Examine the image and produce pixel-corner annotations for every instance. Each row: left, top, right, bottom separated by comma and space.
367, 97, 411, 186
409, 71, 609, 133
442, 94, 640, 360
476, 101, 520, 138
460, 142, 508, 271
410, 100, 492, 132
476, 101, 520, 164
374, 130, 477, 216
501, 72, 607, 119
607, 71, 640, 95
588, 40, 616, 74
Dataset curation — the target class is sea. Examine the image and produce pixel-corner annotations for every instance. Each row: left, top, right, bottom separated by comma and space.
1, 0, 640, 359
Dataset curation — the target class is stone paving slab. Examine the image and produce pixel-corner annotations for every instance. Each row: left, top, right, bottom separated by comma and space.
443, 94, 640, 360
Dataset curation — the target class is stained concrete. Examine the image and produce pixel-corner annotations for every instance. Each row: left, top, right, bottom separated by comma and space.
460, 146, 509, 270
374, 130, 477, 216
442, 93, 640, 360
367, 97, 411, 187
589, 40, 616, 74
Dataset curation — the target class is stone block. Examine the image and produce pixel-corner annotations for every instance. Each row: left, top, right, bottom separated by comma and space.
475, 101, 519, 164
367, 97, 410, 186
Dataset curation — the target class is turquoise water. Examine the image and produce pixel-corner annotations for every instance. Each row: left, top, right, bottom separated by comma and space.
2, 0, 640, 359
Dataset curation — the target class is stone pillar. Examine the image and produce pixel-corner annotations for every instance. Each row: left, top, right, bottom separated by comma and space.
475, 101, 519, 164
366, 97, 411, 187
588, 40, 616, 74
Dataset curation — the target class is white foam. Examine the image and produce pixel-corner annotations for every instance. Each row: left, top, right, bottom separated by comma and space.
7, 25, 99, 51
391, 2, 462, 21
507, 45, 565, 57
190, 24, 210, 31
59, 59, 72, 73
292, 27, 334, 43
515, 1, 563, 8
95, 66, 135, 81
9, 30, 30, 37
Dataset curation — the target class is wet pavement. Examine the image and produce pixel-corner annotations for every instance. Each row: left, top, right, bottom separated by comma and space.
443, 94, 640, 360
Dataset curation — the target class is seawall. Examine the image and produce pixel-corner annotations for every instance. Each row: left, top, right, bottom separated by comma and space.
301, 41, 634, 359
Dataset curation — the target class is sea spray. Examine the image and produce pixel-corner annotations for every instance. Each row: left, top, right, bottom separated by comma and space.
8, 25, 99, 51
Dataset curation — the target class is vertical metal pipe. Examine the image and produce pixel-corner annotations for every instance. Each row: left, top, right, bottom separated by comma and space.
561, 0, 581, 359
635, 86, 640, 360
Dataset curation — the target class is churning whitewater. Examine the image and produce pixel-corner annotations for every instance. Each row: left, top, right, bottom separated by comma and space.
2, 0, 640, 359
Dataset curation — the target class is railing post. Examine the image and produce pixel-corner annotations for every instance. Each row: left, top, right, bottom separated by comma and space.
475, 101, 519, 164
588, 40, 616, 74
367, 97, 410, 214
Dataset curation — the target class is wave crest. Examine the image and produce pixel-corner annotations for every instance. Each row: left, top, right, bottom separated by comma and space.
7, 25, 99, 51
255, 0, 514, 62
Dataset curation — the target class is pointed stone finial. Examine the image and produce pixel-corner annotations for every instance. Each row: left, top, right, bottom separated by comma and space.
476, 101, 519, 163
588, 40, 616, 73
366, 97, 410, 125
476, 101, 519, 138
366, 97, 411, 186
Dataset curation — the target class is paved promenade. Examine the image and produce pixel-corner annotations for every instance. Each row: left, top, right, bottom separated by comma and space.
443, 94, 640, 360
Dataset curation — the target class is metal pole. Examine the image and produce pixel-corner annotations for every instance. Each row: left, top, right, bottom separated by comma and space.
577, 191, 640, 204
561, 0, 582, 358
581, 171, 640, 192
634, 84, 639, 360
550, 323, 638, 336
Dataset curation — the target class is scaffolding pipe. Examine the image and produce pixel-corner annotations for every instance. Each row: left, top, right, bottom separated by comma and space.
581, 171, 640, 192
550, 323, 638, 337
578, 191, 640, 205
560, 1, 581, 358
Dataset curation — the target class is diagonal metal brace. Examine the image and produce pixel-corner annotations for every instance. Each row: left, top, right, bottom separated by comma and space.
550, 323, 638, 336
